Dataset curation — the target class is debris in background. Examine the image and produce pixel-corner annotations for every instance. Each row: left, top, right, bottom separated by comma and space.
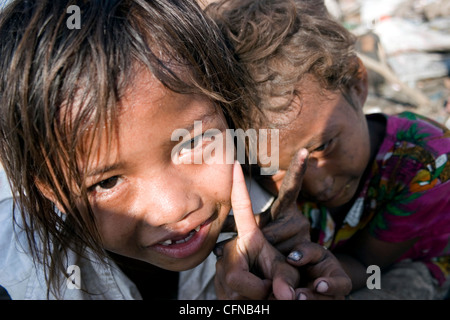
335, 0, 450, 127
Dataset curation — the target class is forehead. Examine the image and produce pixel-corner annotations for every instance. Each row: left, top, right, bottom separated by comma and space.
120, 71, 219, 124
265, 80, 346, 142
80, 71, 221, 171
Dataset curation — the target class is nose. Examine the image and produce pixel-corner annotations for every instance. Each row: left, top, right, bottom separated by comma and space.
135, 169, 201, 228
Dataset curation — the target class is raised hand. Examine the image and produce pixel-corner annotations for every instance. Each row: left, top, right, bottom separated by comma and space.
214, 161, 299, 299
215, 149, 352, 299
259, 149, 351, 299
218, 148, 311, 253
288, 242, 352, 299
259, 148, 310, 253
260, 149, 352, 299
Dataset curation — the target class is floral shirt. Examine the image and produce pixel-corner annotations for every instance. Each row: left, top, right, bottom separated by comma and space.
300, 112, 450, 285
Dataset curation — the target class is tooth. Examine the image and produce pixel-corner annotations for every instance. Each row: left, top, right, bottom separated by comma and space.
176, 232, 195, 244
160, 239, 172, 246
194, 226, 200, 232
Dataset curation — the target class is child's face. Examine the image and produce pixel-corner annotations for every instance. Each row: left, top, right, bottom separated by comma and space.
265, 77, 370, 208
81, 72, 232, 271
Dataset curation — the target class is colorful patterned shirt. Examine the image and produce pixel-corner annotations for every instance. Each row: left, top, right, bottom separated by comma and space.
300, 112, 450, 285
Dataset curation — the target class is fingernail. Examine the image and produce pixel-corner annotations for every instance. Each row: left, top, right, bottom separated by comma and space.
297, 292, 307, 300
289, 286, 295, 300
287, 251, 303, 261
300, 148, 309, 158
316, 281, 329, 293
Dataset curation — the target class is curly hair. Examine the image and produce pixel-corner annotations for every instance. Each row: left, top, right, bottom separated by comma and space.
206, 0, 361, 117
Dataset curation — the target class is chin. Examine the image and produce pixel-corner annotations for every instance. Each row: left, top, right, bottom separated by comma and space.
326, 197, 349, 208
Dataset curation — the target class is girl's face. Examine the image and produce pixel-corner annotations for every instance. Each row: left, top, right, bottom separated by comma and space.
264, 77, 370, 208
81, 72, 232, 271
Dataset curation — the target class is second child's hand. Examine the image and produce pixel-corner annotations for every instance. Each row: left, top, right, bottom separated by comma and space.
217, 148, 311, 254
215, 149, 352, 299
258, 148, 352, 299
214, 161, 299, 299
260, 148, 310, 253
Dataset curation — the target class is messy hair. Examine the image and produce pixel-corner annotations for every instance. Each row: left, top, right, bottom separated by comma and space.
206, 0, 360, 116
0, 0, 254, 298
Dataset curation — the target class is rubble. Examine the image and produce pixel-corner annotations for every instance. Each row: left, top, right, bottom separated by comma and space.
329, 0, 450, 128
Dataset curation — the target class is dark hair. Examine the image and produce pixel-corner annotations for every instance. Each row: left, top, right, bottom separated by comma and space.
206, 0, 360, 116
0, 0, 254, 298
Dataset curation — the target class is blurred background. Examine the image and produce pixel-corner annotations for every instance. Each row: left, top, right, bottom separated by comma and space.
2, 0, 449, 127
326, 0, 450, 128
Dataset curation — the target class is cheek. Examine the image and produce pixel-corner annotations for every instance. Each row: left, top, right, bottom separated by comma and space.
344, 130, 371, 172
204, 163, 233, 235
201, 163, 233, 204
92, 205, 138, 252
90, 163, 234, 253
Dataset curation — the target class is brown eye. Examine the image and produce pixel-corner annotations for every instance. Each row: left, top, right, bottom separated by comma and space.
88, 176, 122, 194
314, 139, 332, 152
97, 176, 119, 190
179, 135, 203, 155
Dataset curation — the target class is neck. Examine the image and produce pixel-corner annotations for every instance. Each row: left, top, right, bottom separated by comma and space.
367, 113, 387, 164
107, 251, 179, 300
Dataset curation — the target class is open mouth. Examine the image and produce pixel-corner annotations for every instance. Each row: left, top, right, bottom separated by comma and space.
149, 216, 215, 260
158, 225, 202, 246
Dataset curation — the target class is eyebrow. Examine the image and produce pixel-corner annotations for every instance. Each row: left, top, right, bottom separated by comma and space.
182, 109, 218, 133
86, 108, 220, 178
304, 124, 339, 150
86, 162, 125, 179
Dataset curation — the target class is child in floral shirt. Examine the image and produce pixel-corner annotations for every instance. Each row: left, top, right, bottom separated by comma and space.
207, 0, 450, 299
300, 112, 450, 298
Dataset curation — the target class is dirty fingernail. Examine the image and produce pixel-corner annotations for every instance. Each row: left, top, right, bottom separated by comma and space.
287, 250, 303, 261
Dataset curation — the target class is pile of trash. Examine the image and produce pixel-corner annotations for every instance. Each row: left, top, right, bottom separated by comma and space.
326, 0, 450, 128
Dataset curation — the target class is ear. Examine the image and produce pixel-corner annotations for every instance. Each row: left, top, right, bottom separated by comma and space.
351, 57, 369, 108
35, 179, 67, 214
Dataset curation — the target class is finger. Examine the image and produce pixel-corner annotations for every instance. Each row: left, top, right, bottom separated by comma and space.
263, 221, 300, 246
226, 272, 272, 299
286, 242, 327, 267
288, 245, 352, 298
270, 148, 309, 219
312, 276, 351, 297
294, 288, 337, 300
277, 148, 308, 202
271, 263, 299, 300
215, 238, 271, 300
221, 208, 272, 233
216, 266, 272, 299
231, 161, 258, 237
215, 276, 271, 300
270, 235, 309, 255
262, 211, 310, 248
213, 236, 236, 257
